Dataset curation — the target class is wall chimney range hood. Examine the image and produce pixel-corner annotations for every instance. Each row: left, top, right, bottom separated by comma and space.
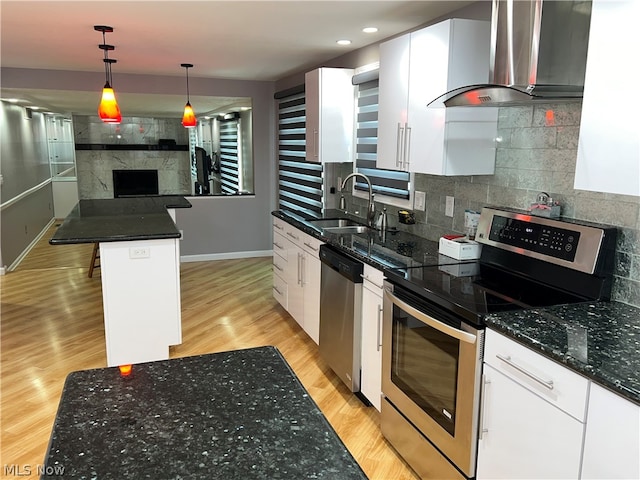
428, 0, 593, 107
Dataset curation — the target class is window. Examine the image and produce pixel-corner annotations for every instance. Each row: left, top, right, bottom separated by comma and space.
276, 88, 323, 218
353, 72, 410, 201
219, 115, 241, 194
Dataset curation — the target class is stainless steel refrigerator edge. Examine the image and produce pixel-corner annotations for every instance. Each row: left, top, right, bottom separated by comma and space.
319, 244, 364, 392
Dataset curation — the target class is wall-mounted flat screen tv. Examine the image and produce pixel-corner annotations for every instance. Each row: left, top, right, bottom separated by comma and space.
113, 169, 159, 198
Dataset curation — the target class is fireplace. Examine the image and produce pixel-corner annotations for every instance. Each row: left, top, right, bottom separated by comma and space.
113, 169, 159, 198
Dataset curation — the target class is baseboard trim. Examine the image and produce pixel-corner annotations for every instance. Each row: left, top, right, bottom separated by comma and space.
180, 250, 272, 263
7, 217, 57, 272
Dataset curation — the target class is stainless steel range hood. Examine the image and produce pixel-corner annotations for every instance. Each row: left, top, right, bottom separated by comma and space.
429, 0, 593, 107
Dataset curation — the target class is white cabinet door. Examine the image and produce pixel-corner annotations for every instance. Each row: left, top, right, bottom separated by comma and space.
377, 19, 497, 175
302, 248, 321, 344
581, 382, 640, 479
305, 67, 355, 163
377, 34, 411, 171
360, 266, 384, 411
285, 240, 304, 327
575, 0, 640, 196
477, 364, 584, 480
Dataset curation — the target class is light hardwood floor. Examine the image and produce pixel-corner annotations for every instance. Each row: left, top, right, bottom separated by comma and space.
0, 222, 418, 479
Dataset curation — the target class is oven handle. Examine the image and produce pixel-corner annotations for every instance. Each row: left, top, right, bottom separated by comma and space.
383, 287, 477, 344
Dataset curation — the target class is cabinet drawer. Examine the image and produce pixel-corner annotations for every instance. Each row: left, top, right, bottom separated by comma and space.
362, 264, 384, 292
272, 231, 288, 260
484, 329, 589, 421
272, 271, 287, 309
284, 223, 303, 246
300, 232, 322, 257
272, 251, 287, 275
272, 217, 287, 234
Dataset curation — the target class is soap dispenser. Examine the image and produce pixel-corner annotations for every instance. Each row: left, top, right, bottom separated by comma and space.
376, 207, 388, 231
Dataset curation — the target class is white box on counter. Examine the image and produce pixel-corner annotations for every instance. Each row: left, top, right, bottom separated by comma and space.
438, 236, 482, 260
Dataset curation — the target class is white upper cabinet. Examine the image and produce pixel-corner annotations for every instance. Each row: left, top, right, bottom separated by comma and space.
378, 19, 498, 175
305, 67, 355, 163
574, 0, 640, 196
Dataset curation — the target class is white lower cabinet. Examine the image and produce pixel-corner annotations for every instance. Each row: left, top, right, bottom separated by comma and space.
272, 218, 323, 344
581, 382, 640, 479
477, 329, 588, 479
360, 265, 384, 411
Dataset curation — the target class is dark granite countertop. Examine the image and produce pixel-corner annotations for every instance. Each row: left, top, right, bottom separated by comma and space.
272, 209, 443, 270
41, 346, 367, 479
273, 209, 640, 407
50, 196, 192, 245
485, 301, 640, 406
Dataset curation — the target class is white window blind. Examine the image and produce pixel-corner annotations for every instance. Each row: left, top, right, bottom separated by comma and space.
276, 88, 323, 218
219, 116, 240, 194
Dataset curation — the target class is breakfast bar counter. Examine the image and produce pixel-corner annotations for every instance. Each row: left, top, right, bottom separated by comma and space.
41, 346, 367, 479
50, 196, 192, 367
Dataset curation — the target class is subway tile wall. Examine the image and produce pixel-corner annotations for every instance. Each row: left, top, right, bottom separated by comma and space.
332, 102, 640, 307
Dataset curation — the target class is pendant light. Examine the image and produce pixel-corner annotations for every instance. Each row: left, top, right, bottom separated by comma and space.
95, 25, 122, 124
181, 63, 197, 128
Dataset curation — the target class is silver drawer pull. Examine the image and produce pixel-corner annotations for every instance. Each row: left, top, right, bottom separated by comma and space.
286, 231, 299, 240
303, 241, 318, 252
273, 263, 284, 272
360, 273, 384, 290
273, 285, 283, 295
274, 223, 284, 230
496, 354, 555, 390
273, 242, 284, 250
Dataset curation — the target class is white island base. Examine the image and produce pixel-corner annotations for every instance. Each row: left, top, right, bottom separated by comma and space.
100, 237, 182, 367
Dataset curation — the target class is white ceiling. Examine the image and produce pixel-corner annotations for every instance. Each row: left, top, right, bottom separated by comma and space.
0, 0, 474, 116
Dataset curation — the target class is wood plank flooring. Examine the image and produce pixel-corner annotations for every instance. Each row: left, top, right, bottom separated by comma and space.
0, 223, 418, 479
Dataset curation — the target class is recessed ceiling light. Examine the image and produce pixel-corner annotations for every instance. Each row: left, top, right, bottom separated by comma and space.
337, 39, 352, 46
362, 27, 378, 33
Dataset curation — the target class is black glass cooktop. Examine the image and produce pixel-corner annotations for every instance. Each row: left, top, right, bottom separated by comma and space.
385, 262, 588, 326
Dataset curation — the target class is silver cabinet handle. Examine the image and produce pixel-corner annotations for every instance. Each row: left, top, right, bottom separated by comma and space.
303, 241, 318, 252
300, 254, 306, 287
287, 231, 299, 241
273, 242, 284, 250
273, 263, 284, 272
273, 285, 283, 295
376, 304, 383, 351
395, 123, 404, 168
496, 354, 555, 390
314, 129, 319, 159
383, 286, 476, 344
479, 374, 490, 439
297, 252, 302, 285
274, 223, 284, 230
360, 273, 384, 290
404, 125, 412, 170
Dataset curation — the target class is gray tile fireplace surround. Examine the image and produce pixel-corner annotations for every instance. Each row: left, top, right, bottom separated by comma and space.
76, 149, 191, 199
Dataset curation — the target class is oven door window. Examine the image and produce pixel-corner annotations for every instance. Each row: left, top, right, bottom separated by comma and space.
391, 305, 459, 436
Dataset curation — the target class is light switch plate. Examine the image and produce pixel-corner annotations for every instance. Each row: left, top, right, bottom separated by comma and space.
445, 196, 455, 217
414, 191, 426, 211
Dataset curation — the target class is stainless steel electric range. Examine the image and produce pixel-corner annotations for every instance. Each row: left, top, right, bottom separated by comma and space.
380, 207, 617, 480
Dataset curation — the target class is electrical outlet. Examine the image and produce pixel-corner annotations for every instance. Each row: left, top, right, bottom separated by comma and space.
414, 191, 426, 211
129, 247, 150, 259
445, 196, 455, 217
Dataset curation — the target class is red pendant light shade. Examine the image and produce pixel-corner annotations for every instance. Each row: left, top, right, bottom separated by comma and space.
95, 25, 122, 124
181, 63, 197, 128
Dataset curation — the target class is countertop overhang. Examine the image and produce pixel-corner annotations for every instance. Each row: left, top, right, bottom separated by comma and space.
50, 195, 192, 245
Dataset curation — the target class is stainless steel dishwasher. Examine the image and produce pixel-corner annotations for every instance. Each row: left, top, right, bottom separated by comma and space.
318, 244, 364, 393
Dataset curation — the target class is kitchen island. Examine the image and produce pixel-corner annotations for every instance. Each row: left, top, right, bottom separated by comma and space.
50, 196, 191, 367
41, 346, 368, 479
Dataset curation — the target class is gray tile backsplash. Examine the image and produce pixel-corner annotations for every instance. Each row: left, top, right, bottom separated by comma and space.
329, 102, 640, 307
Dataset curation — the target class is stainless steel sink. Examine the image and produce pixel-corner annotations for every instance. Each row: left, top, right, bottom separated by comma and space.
308, 218, 364, 228
307, 218, 369, 234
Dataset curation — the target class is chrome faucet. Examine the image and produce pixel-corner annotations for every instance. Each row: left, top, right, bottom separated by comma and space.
340, 173, 375, 228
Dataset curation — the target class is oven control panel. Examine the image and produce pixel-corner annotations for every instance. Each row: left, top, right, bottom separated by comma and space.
487, 215, 580, 261
475, 207, 608, 274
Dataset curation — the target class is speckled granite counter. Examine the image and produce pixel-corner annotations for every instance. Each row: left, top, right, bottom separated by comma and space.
50, 195, 191, 245
485, 301, 640, 406
272, 209, 443, 270
41, 346, 367, 479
